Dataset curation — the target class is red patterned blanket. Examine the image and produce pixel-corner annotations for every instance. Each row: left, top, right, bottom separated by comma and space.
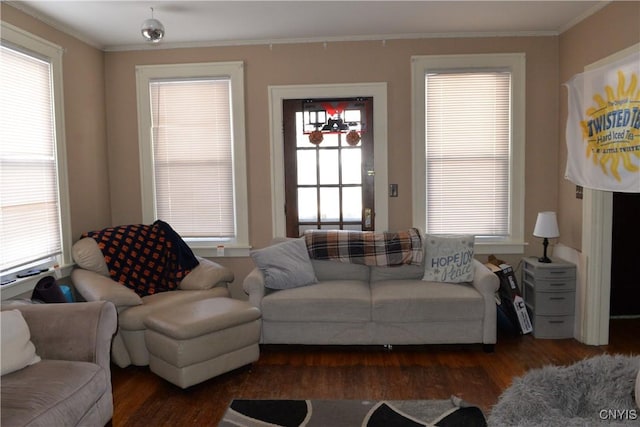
83, 220, 199, 297
304, 228, 423, 267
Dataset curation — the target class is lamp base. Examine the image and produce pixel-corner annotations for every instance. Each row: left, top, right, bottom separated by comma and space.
538, 237, 552, 263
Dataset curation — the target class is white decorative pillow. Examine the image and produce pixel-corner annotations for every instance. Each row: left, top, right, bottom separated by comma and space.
1, 310, 41, 376
422, 234, 475, 283
250, 238, 318, 290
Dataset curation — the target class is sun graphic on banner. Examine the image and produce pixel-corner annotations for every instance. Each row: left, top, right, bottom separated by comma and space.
580, 70, 640, 181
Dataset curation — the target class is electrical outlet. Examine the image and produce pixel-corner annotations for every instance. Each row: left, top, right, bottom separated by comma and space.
576, 185, 583, 199
389, 184, 398, 197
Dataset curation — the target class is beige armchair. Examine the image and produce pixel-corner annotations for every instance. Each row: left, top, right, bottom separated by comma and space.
1, 301, 117, 427
71, 237, 234, 368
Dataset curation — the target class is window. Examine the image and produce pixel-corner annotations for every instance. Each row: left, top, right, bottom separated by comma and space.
411, 53, 525, 254
136, 62, 249, 256
0, 24, 71, 284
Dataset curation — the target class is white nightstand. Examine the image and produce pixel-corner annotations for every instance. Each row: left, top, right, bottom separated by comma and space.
522, 257, 576, 339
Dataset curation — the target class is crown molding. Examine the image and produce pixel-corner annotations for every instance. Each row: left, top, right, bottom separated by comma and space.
102, 30, 561, 52
5, 1, 104, 50
558, 1, 611, 34
6, 0, 610, 53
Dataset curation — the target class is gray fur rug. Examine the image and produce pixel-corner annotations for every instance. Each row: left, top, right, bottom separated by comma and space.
488, 354, 639, 426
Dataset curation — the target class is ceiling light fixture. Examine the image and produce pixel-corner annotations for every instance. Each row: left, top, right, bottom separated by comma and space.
141, 7, 164, 43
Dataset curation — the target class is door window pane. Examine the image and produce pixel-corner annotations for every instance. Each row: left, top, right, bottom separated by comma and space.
297, 150, 317, 185
320, 133, 339, 147
319, 187, 340, 222
342, 187, 362, 220
341, 148, 362, 184
297, 188, 318, 221
319, 150, 339, 184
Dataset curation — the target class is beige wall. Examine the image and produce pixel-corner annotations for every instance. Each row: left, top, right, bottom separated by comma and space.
6, 2, 637, 296
2, 4, 111, 239
104, 36, 560, 282
558, 1, 640, 250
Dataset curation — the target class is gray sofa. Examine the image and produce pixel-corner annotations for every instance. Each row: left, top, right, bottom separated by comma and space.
243, 253, 500, 349
1, 301, 117, 427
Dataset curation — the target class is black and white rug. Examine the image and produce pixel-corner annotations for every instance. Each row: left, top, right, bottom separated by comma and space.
220, 396, 486, 426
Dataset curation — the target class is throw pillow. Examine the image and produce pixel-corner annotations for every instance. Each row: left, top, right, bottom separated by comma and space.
250, 238, 318, 290
1, 310, 41, 376
423, 234, 475, 283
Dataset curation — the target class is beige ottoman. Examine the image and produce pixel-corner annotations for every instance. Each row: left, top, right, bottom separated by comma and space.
144, 297, 261, 388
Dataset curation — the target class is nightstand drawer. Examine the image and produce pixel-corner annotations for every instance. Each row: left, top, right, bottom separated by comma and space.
532, 315, 574, 338
523, 259, 575, 280
523, 276, 576, 292
532, 291, 575, 315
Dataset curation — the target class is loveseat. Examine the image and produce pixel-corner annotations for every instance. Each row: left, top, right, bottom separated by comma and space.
243, 231, 500, 349
1, 301, 117, 427
71, 234, 234, 368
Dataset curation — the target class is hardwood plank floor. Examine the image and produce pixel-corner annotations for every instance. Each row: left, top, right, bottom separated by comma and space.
110, 318, 640, 426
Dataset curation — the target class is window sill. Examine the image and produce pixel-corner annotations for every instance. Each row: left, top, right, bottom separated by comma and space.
475, 241, 528, 255
191, 245, 251, 258
1, 264, 74, 301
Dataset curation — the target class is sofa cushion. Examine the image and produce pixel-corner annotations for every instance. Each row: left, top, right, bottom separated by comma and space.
0, 360, 107, 427
370, 264, 424, 283
72, 268, 143, 307
371, 280, 484, 322
118, 288, 229, 331
1, 310, 41, 376
179, 257, 234, 290
422, 234, 475, 283
251, 238, 318, 290
72, 237, 109, 276
261, 281, 371, 322
312, 259, 370, 282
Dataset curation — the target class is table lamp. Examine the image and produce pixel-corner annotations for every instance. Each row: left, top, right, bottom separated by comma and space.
533, 211, 559, 263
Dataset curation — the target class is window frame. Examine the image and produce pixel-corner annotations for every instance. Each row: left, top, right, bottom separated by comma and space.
411, 53, 526, 254
135, 61, 249, 257
0, 22, 72, 298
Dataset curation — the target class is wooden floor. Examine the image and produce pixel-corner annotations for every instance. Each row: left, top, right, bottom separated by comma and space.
111, 318, 640, 426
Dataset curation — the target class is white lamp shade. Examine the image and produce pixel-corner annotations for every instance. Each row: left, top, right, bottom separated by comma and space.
533, 211, 560, 238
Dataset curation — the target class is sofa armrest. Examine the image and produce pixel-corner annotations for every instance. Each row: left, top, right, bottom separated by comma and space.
178, 257, 234, 291
471, 259, 500, 345
242, 268, 266, 308
13, 301, 117, 370
471, 259, 500, 296
72, 268, 143, 308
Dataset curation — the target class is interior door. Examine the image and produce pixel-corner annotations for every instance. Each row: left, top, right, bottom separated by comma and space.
610, 191, 640, 316
283, 97, 374, 237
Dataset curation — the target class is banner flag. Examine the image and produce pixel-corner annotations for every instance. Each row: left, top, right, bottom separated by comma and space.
564, 50, 640, 192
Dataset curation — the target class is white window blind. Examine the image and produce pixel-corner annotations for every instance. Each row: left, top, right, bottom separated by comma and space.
425, 71, 511, 236
149, 79, 235, 238
0, 44, 61, 273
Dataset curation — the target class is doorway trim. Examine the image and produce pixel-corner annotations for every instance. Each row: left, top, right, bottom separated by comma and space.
581, 189, 612, 345
268, 83, 389, 238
